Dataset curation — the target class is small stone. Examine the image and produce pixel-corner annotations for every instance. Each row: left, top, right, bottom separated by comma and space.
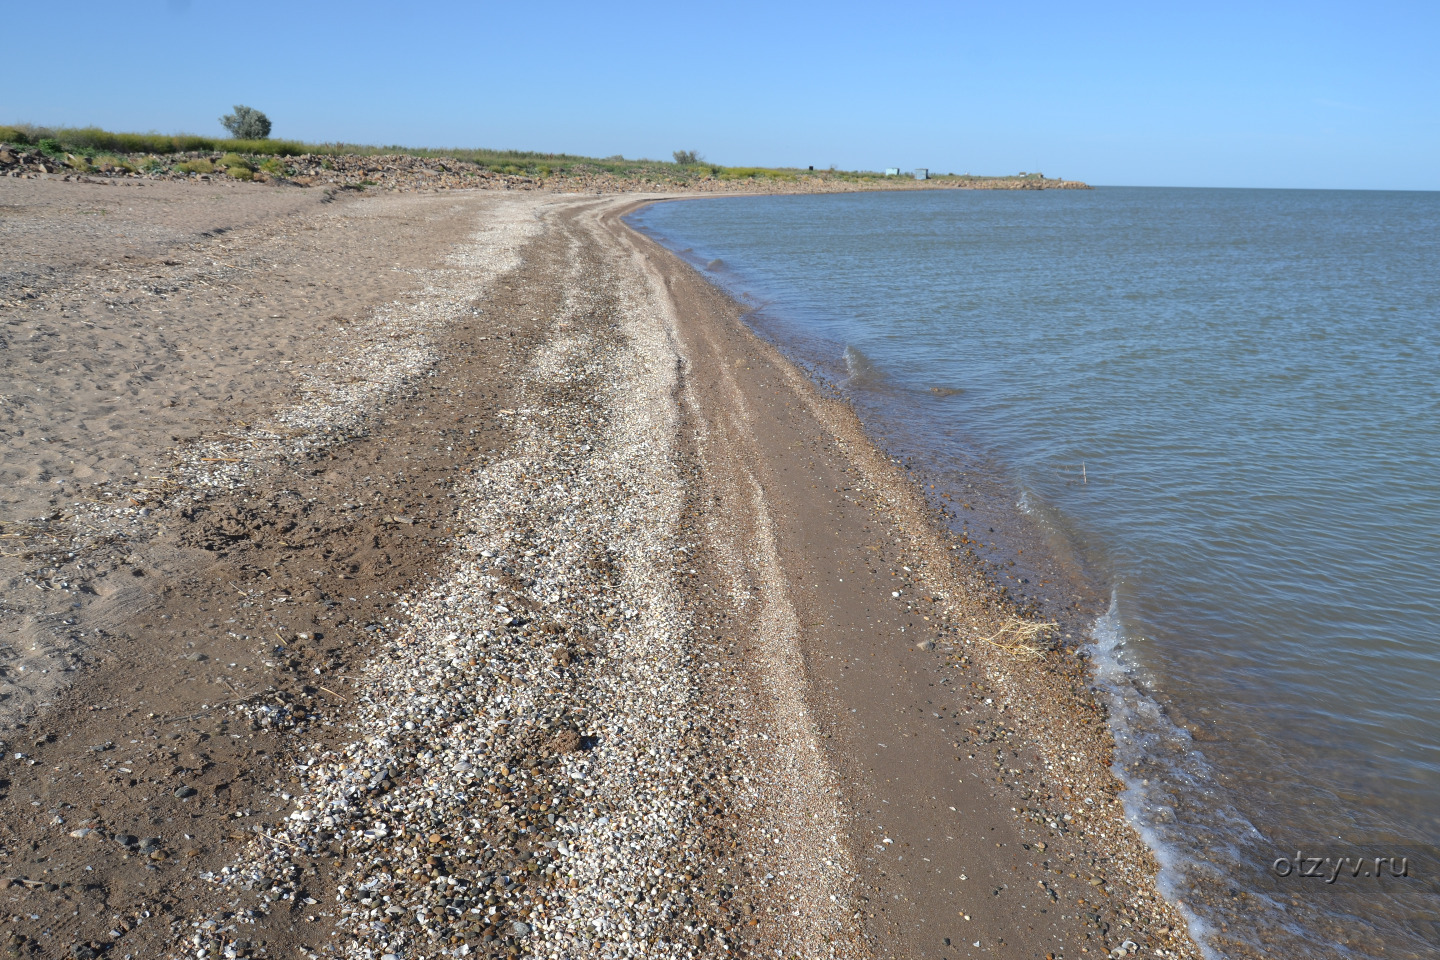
510, 921, 531, 937
69, 828, 95, 839
916, 640, 935, 651
174, 785, 198, 798
113, 834, 137, 847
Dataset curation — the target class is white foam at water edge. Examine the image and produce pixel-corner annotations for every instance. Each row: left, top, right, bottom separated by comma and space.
1089, 589, 1225, 960
842, 344, 884, 385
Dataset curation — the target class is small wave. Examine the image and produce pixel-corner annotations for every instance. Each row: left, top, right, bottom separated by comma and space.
1088, 592, 1296, 960
928, 386, 964, 397
705, 258, 726, 271
842, 344, 885, 385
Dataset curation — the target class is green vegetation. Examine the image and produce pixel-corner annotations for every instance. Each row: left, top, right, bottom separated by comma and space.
1, 122, 1065, 187
0, 124, 311, 158
0, 123, 844, 182
716, 166, 796, 182
217, 152, 252, 168
216, 152, 254, 176
219, 105, 271, 140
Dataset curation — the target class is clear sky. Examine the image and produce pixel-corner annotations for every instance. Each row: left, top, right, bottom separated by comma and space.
7, 0, 1438, 190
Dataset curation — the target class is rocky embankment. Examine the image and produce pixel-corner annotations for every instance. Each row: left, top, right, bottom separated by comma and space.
0, 143, 1089, 194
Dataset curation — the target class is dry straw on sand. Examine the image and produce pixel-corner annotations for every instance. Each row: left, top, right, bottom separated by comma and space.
977, 616, 1060, 659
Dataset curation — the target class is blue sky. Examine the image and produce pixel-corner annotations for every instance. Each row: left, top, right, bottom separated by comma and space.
8, 0, 1438, 189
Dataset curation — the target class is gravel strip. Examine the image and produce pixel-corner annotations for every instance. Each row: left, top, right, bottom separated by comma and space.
169, 198, 862, 960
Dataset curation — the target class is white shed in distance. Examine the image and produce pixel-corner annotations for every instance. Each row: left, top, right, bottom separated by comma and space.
914, 168, 929, 180
885, 167, 901, 176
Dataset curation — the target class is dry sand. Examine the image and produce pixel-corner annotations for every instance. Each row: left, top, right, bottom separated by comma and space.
0, 178, 1198, 960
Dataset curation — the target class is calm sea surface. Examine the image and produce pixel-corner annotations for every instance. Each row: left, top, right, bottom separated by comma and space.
631, 188, 1440, 959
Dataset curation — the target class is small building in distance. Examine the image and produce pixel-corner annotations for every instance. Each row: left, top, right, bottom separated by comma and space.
914, 168, 928, 180
885, 167, 901, 176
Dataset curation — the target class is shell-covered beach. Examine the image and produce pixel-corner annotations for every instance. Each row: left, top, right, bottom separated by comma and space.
0, 176, 1192, 960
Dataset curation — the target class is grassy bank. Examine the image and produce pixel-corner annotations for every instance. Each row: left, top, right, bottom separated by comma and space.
0, 122, 1062, 187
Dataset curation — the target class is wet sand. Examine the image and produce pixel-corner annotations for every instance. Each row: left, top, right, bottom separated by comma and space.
0, 179, 1197, 960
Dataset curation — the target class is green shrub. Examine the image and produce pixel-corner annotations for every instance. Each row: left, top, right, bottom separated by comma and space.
220, 105, 271, 140
176, 158, 215, 174
259, 157, 286, 176
217, 152, 253, 171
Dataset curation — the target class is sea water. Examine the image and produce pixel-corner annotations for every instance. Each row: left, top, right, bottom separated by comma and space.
630, 188, 1440, 959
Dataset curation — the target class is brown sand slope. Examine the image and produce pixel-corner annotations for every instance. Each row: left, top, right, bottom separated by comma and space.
0, 181, 1194, 960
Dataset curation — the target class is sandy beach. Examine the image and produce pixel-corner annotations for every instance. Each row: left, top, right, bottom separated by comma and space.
0, 178, 1198, 960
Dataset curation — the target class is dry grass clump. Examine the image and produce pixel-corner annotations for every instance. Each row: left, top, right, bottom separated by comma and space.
976, 616, 1060, 660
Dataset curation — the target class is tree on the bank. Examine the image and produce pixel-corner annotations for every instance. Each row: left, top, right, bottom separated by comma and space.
220, 105, 272, 140
672, 149, 703, 165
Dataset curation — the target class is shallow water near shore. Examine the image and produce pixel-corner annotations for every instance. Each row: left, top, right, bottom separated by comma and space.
631, 187, 1440, 958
